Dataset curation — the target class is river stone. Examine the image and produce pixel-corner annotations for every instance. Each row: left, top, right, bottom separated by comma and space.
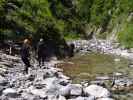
2, 88, 18, 98
70, 84, 82, 96
84, 85, 110, 98
59, 85, 71, 96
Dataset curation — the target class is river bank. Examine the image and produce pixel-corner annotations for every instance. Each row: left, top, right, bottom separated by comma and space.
69, 39, 133, 60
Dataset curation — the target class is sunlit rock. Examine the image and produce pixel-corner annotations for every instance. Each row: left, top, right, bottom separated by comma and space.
70, 84, 83, 96
84, 85, 111, 98
3, 88, 18, 98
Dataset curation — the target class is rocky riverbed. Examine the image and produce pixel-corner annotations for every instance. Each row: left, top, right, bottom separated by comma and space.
0, 50, 114, 100
69, 39, 133, 60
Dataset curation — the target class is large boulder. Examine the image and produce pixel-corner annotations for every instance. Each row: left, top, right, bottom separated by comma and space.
84, 85, 111, 98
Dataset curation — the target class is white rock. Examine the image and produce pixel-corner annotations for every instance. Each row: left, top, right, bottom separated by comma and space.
59, 85, 71, 96
3, 88, 18, 98
70, 84, 82, 96
84, 85, 110, 98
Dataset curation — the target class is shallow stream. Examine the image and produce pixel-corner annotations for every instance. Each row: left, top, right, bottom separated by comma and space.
57, 53, 133, 100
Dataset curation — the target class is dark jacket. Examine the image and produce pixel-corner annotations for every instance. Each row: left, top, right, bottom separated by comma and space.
37, 41, 45, 55
20, 44, 30, 58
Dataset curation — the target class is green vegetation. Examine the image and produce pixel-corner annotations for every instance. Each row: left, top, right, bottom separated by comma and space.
0, 0, 133, 47
64, 33, 81, 40
118, 23, 133, 48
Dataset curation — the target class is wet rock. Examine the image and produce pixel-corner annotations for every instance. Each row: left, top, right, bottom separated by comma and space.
84, 85, 111, 98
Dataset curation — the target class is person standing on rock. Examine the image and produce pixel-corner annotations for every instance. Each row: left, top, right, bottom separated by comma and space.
37, 38, 46, 67
20, 39, 31, 74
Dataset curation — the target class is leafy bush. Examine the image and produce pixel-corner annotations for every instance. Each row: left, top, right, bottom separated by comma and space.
118, 23, 133, 48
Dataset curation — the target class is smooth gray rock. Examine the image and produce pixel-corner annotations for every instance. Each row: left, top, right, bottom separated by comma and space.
70, 84, 82, 96
59, 85, 71, 96
84, 85, 110, 98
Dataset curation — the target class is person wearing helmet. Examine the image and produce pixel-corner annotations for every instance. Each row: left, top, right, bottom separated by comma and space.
20, 39, 31, 74
37, 38, 46, 67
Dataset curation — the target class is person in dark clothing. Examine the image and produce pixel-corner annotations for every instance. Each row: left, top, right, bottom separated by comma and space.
68, 43, 75, 57
20, 39, 31, 74
37, 38, 46, 66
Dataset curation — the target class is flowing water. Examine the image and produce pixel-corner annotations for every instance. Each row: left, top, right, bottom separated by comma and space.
57, 53, 133, 100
